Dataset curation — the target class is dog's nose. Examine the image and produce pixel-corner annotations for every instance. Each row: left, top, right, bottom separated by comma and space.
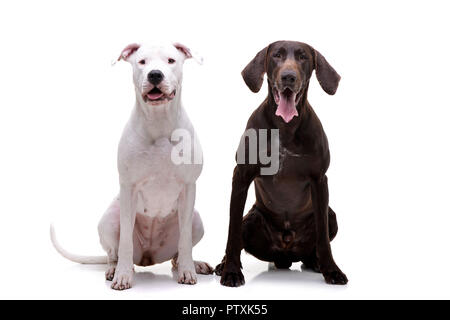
147, 70, 164, 85
281, 71, 297, 84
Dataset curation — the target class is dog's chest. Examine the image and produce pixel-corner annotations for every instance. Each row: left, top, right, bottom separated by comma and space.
132, 138, 184, 218
276, 146, 315, 179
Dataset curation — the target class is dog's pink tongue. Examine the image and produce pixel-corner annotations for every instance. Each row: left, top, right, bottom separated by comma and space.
147, 92, 164, 100
275, 92, 298, 123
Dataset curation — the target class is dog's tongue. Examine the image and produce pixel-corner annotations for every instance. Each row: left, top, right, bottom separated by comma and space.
147, 91, 164, 100
275, 91, 298, 123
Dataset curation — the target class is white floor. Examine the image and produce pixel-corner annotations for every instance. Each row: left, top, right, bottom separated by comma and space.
3, 234, 448, 300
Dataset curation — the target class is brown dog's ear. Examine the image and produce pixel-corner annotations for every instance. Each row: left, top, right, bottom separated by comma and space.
314, 49, 340, 95
241, 46, 269, 93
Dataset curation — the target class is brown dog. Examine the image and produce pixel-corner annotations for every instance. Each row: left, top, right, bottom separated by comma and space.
215, 41, 347, 286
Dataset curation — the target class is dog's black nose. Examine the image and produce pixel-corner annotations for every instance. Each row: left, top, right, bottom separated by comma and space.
281, 71, 297, 84
148, 70, 164, 85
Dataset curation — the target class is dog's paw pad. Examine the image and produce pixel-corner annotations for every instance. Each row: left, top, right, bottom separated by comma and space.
194, 261, 214, 275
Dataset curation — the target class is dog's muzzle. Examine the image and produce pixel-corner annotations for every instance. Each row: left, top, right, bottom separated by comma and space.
142, 87, 176, 105
272, 85, 302, 123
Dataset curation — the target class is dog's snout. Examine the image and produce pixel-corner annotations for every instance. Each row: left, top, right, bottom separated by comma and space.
281, 71, 297, 84
148, 70, 164, 85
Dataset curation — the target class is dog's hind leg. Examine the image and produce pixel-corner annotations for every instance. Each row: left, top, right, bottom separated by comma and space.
171, 210, 214, 275
328, 207, 338, 241
98, 198, 121, 281
191, 210, 214, 274
301, 206, 338, 272
242, 206, 278, 262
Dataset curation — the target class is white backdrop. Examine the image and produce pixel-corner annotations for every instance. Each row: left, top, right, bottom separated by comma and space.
1, 0, 450, 299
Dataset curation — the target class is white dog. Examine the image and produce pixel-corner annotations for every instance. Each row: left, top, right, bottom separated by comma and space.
51, 41, 213, 290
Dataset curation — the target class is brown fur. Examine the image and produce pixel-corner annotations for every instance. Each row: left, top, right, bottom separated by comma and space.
216, 41, 347, 286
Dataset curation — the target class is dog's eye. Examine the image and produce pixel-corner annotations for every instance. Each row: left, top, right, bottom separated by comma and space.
273, 53, 281, 58
138, 59, 146, 65
297, 52, 307, 60
168, 58, 176, 64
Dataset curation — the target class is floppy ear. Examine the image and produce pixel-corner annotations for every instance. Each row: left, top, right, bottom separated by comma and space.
117, 43, 140, 62
173, 42, 203, 64
241, 46, 269, 93
314, 49, 341, 95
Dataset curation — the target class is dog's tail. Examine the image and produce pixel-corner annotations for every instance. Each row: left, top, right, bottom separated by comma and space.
50, 224, 108, 264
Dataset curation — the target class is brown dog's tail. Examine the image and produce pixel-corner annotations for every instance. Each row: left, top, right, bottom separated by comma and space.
50, 225, 108, 264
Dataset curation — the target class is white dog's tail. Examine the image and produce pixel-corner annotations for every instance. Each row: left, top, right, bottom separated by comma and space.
50, 225, 108, 264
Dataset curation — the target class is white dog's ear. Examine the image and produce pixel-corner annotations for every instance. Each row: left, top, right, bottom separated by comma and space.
117, 43, 141, 62
173, 42, 203, 65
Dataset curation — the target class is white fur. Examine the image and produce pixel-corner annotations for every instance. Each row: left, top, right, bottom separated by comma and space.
51, 42, 212, 290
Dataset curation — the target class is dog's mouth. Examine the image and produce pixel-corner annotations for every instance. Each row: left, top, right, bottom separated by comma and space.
273, 87, 302, 123
143, 87, 176, 104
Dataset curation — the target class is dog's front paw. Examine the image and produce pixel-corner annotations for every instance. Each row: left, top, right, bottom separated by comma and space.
111, 267, 134, 290
178, 263, 197, 285
322, 266, 348, 285
220, 264, 245, 287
